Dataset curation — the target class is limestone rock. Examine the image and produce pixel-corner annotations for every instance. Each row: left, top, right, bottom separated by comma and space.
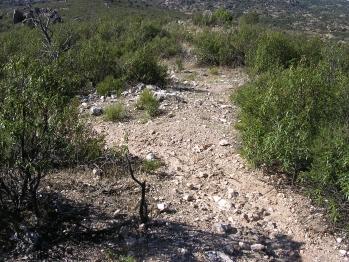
90, 106, 103, 116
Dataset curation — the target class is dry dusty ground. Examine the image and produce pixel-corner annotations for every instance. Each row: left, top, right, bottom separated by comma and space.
7, 64, 348, 262
89, 64, 347, 261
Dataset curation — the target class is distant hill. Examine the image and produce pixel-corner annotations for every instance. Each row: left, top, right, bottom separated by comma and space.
156, 0, 349, 39
1, 0, 348, 39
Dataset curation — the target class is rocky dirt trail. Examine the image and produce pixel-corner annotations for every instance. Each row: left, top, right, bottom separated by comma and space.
89, 64, 349, 262
9, 65, 346, 262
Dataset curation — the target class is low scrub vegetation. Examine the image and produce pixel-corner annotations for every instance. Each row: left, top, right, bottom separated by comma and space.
239, 12, 260, 26
194, 30, 243, 66
136, 89, 160, 117
193, 8, 233, 26
233, 30, 349, 224
0, 58, 104, 216
142, 159, 163, 173
124, 48, 168, 86
104, 102, 128, 122
247, 31, 299, 73
97, 76, 125, 96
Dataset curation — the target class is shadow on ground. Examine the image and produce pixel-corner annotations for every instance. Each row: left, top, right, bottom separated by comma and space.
1, 189, 303, 262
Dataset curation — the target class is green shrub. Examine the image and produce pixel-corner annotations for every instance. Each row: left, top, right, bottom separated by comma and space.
147, 35, 182, 58
293, 36, 324, 66
142, 159, 163, 173
120, 20, 167, 53
194, 31, 243, 66
76, 38, 122, 84
298, 126, 349, 223
247, 31, 299, 73
136, 89, 160, 117
96, 76, 125, 96
138, 22, 166, 43
209, 67, 219, 75
303, 126, 349, 199
234, 64, 349, 173
212, 8, 233, 26
0, 59, 104, 213
167, 23, 194, 43
104, 102, 127, 122
234, 63, 349, 223
193, 12, 214, 26
175, 57, 184, 72
239, 12, 260, 26
125, 49, 167, 86
321, 43, 349, 74
193, 8, 233, 26
234, 24, 262, 54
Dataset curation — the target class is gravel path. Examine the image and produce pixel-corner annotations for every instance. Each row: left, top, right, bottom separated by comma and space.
92, 65, 347, 262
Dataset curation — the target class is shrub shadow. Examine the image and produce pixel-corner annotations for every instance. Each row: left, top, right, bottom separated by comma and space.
2, 188, 303, 261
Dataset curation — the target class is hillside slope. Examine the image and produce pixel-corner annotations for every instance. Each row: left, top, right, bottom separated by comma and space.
157, 0, 349, 39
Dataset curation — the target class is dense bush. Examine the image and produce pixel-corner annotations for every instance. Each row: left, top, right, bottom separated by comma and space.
234, 62, 349, 221
0, 59, 103, 214
303, 126, 349, 197
235, 64, 348, 171
293, 36, 324, 66
97, 76, 125, 96
212, 8, 234, 26
125, 49, 167, 86
247, 31, 299, 73
147, 35, 182, 58
76, 38, 123, 85
194, 31, 244, 66
53, 19, 180, 94
233, 24, 262, 55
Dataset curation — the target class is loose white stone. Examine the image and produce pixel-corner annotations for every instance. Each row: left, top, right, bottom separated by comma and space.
251, 244, 265, 252
219, 139, 230, 146
92, 168, 101, 176
90, 106, 103, 116
217, 199, 232, 209
146, 152, 156, 161
157, 203, 168, 212
213, 196, 222, 202
336, 237, 343, 244
339, 250, 347, 256
183, 194, 194, 201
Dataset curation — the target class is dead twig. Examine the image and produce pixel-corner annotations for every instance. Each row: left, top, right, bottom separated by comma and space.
125, 153, 148, 223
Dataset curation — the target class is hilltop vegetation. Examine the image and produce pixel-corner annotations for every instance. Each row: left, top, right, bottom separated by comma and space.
159, 0, 349, 40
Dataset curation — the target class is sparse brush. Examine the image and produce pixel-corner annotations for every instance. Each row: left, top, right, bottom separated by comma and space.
136, 89, 160, 117
175, 57, 184, 72
208, 67, 219, 75
142, 159, 163, 173
104, 102, 127, 122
